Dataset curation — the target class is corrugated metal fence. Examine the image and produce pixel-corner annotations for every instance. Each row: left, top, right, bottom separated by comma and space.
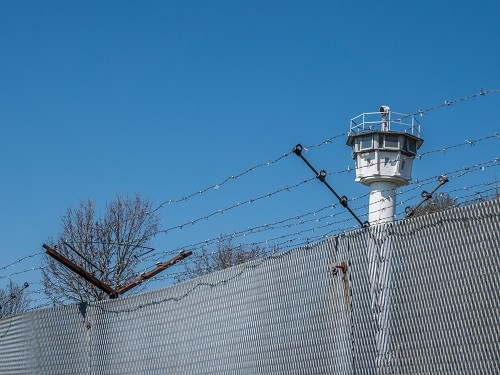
0, 200, 498, 374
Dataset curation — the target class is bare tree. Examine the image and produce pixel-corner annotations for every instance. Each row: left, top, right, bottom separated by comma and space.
42, 194, 160, 305
411, 193, 457, 217
177, 236, 267, 282
0, 281, 30, 318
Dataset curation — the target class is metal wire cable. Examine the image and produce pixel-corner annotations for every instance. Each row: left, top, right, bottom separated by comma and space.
0, 89, 497, 295
148, 89, 498, 213
3, 197, 496, 312
138, 157, 498, 264
156, 176, 316, 234
0, 267, 44, 281
16, 205, 496, 319
416, 133, 499, 159
149, 151, 294, 214
0, 156, 495, 284
0, 253, 44, 272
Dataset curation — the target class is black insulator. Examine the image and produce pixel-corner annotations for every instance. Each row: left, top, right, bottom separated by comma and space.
438, 175, 449, 184
317, 170, 327, 182
292, 144, 303, 156
340, 196, 348, 207
421, 190, 431, 199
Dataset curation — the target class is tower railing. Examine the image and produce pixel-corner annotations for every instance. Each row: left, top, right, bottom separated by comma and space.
349, 111, 421, 137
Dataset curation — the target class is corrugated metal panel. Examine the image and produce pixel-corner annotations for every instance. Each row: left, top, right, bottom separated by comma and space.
0, 313, 36, 374
388, 199, 500, 374
0, 199, 498, 373
87, 237, 343, 374
31, 304, 91, 374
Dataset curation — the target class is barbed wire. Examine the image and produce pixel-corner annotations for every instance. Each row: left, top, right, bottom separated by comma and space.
149, 186, 497, 280
156, 176, 316, 234
6, 175, 491, 285
137, 157, 498, 263
142, 185, 500, 286
95, 203, 499, 315
149, 151, 294, 214
0, 156, 495, 284
453, 186, 499, 205
0, 89, 497, 315
396, 88, 498, 120
25, 288, 45, 295
244, 183, 498, 248
302, 133, 348, 150
0, 267, 44, 281
26, 299, 53, 311
416, 133, 498, 159
0, 94, 500, 288
153, 141, 497, 242
157, 154, 500, 239
148, 89, 498, 214
10, 189, 498, 314
0, 253, 44, 272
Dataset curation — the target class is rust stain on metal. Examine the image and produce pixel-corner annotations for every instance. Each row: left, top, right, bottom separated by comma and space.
336, 261, 348, 275
343, 271, 350, 313
330, 261, 351, 314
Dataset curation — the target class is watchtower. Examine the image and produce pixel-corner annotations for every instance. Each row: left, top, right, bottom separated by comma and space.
347, 106, 423, 224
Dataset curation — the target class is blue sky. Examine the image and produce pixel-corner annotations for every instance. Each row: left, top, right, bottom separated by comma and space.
1, 1, 498, 306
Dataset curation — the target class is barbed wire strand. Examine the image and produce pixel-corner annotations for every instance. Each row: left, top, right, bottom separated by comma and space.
0, 156, 496, 281
145, 175, 497, 268
139, 158, 498, 263
154, 154, 498, 240
156, 176, 316, 234
0, 253, 44, 272
5, 184, 497, 313
96, 199, 499, 315
149, 89, 498, 213
149, 151, 295, 214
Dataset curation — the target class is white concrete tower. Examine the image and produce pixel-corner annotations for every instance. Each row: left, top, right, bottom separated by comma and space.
347, 106, 423, 224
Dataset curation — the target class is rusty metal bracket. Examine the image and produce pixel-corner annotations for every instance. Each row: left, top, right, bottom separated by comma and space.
43, 244, 119, 298
115, 251, 192, 295
43, 244, 192, 299
332, 261, 348, 275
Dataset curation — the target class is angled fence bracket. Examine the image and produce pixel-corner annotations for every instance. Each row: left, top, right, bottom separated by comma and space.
115, 251, 192, 295
405, 175, 449, 218
42, 244, 192, 299
293, 144, 369, 228
43, 244, 119, 298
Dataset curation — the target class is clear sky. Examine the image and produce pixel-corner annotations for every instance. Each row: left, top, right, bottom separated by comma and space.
1, 1, 498, 306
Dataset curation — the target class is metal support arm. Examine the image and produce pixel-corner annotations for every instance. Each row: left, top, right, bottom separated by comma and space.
293, 144, 369, 228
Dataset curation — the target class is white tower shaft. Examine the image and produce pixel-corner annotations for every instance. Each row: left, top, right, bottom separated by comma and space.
369, 181, 397, 224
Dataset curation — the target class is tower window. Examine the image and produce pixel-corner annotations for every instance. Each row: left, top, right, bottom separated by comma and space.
384, 134, 399, 148
360, 135, 373, 150
407, 139, 417, 154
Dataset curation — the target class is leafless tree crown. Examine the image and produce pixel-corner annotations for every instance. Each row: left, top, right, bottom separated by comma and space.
177, 237, 267, 282
42, 194, 159, 305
